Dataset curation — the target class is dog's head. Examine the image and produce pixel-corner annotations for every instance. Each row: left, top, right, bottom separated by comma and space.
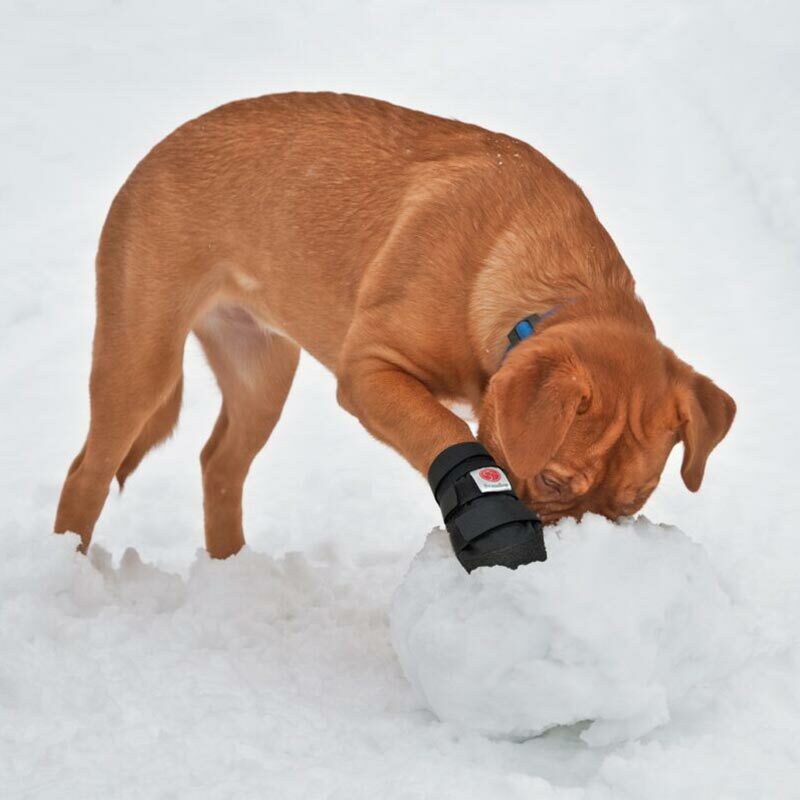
478, 318, 735, 522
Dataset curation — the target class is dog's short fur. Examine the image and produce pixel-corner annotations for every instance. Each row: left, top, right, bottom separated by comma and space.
54, 93, 735, 557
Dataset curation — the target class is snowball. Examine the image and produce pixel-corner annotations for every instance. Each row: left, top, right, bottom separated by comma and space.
390, 515, 749, 745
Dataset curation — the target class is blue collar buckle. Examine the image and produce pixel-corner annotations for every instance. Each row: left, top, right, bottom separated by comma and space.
505, 308, 557, 356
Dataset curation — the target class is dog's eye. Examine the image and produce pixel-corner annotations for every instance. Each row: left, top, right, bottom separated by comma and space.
540, 473, 563, 494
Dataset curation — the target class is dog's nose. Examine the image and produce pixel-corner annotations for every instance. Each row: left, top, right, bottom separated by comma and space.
569, 472, 592, 496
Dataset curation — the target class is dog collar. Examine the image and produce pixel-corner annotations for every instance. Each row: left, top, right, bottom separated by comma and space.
505, 308, 557, 356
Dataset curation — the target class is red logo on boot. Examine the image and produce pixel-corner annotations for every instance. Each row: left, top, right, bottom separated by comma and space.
478, 468, 502, 483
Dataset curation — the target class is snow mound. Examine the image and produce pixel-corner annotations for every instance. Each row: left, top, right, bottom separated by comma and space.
390, 515, 750, 745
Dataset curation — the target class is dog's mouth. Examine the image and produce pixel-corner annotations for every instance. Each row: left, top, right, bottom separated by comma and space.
533, 499, 635, 525
521, 481, 641, 524
518, 490, 583, 525
520, 486, 632, 525
538, 507, 584, 525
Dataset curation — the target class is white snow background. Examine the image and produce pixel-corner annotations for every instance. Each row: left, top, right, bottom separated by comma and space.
1, 1, 799, 798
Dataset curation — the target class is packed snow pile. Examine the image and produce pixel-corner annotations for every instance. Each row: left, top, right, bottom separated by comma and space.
391, 515, 750, 745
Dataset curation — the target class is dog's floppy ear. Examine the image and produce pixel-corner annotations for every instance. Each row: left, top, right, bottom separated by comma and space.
491, 341, 590, 478
677, 372, 736, 491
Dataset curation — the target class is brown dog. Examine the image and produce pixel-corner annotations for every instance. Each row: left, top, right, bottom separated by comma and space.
54, 92, 735, 560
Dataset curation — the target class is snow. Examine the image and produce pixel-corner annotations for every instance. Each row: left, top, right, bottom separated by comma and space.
2, 1, 800, 798
391, 518, 750, 745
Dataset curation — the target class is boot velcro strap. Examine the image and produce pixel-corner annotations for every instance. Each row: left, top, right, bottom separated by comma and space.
428, 441, 493, 497
449, 494, 539, 552
438, 475, 515, 520
438, 484, 461, 520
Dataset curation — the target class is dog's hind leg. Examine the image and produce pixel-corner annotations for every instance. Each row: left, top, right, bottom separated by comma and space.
54, 339, 187, 551
55, 359, 186, 551
54, 247, 197, 551
115, 375, 184, 490
194, 307, 299, 559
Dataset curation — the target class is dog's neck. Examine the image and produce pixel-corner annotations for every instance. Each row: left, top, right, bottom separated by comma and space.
470, 281, 653, 376
468, 218, 646, 374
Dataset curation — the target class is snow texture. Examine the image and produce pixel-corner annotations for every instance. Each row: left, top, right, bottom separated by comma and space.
391, 519, 749, 745
2, 1, 800, 798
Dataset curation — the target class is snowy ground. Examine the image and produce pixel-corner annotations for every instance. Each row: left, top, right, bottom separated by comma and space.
2, 1, 799, 797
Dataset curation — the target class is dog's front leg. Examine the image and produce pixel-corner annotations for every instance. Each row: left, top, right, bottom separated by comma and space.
337, 357, 547, 571
337, 358, 473, 474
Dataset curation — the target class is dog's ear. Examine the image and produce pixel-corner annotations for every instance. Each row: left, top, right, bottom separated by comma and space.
491, 341, 591, 478
677, 372, 736, 491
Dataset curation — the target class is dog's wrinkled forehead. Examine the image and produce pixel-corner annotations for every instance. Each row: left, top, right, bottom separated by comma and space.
537, 367, 678, 489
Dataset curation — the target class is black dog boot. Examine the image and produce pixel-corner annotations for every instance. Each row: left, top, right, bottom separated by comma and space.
428, 442, 547, 573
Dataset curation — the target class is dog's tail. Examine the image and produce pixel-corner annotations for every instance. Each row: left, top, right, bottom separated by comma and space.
116, 374, 184, 490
